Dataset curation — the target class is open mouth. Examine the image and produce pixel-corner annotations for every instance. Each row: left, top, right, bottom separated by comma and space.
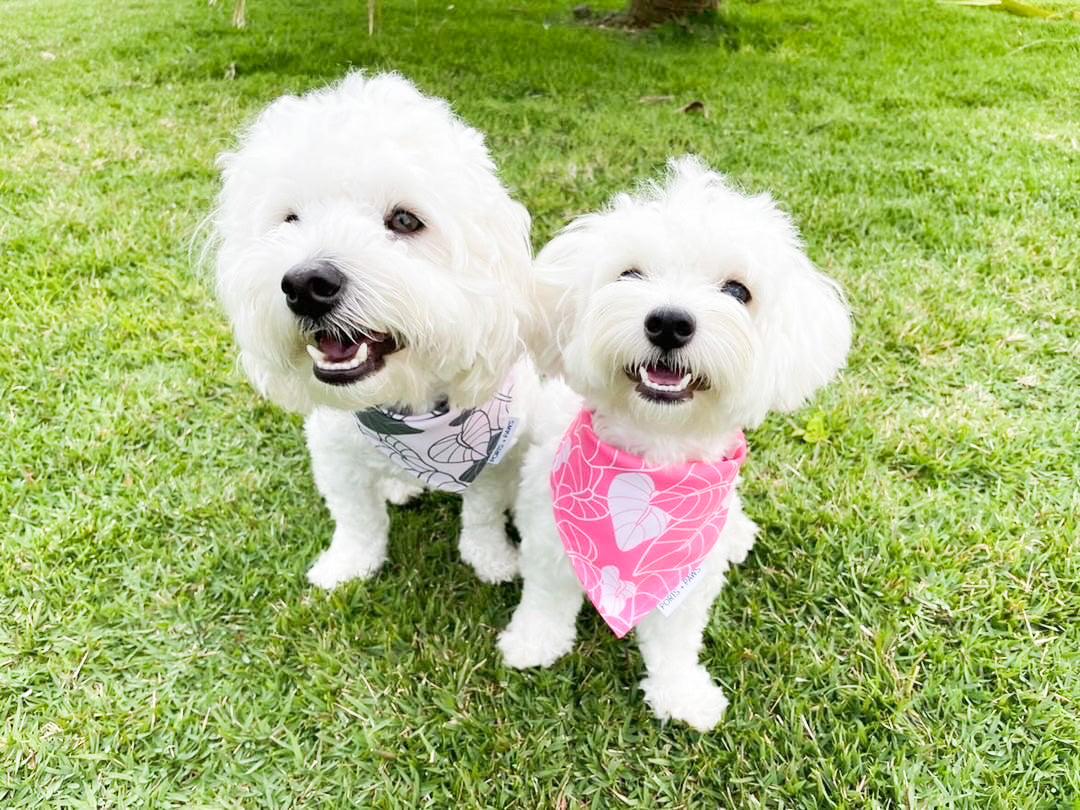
627, 361, 706, 404
305, 330, 401, 385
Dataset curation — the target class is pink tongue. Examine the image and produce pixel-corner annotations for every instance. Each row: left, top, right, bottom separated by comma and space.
318, 336, 361, 362
646, 366, 684, 386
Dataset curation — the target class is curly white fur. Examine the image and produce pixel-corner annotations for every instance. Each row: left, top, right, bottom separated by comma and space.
499, 157, 853, 730
213, 72, 537, 586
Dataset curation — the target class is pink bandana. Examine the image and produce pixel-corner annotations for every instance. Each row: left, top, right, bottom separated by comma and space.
550, 410, 747, 638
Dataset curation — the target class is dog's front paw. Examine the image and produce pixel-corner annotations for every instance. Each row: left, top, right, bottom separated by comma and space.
306, 537, 386, 589
640, 667, 729, 731
379, 478, 423, 506
497, 616, 575, 669
459, 528, 519, 584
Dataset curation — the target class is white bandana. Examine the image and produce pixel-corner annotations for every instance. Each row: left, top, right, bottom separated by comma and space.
354, 374, 519, 493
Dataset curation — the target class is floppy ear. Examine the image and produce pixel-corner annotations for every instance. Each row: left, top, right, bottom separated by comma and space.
444, 195, 535, 408
528, 219, 601, 377
756, 247, 853, 412
489, 198, 537, 357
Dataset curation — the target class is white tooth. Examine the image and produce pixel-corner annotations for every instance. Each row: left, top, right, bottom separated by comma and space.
639, 367, 693, 392
310, 342, 369, 372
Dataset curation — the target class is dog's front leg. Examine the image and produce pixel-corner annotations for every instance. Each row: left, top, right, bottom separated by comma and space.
497, 559, 583, 668
457, 450, 521, 583
497, 485, 583, 668
634, 566, 732, 731
303, 409, 391, 588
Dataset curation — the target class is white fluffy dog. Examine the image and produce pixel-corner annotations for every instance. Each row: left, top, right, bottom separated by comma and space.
213, 72, 536, 587
498, 157, 852, 730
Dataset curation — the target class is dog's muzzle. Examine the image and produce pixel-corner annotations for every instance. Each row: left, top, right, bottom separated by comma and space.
627, 307, 707, 403
280, 259, 403, 386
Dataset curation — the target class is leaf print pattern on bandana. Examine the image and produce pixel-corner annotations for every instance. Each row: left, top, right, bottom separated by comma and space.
597, 565, 637, 616
607, 472, 671, 551
355, 373, 518, 493
550, 410, 747, 638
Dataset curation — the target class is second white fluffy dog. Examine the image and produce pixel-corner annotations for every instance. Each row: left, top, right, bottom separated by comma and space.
498, 157, 852, 730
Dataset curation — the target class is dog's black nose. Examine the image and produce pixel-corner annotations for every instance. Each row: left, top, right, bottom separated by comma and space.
644, 307, 696, 350
281, 260, 345, 319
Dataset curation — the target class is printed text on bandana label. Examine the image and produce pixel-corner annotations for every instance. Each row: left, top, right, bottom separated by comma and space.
656, 564, 706, 617
487, 417, 519, 464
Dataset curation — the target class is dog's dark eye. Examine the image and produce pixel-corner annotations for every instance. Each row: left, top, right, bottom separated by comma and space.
721, 280, 752, 304
284, 212, 299, 224
619, 268, 644, 280
386, 208, 424, 235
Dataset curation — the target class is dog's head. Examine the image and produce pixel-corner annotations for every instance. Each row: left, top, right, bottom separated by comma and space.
535, 156, 852, 437
213, 72, 533, 413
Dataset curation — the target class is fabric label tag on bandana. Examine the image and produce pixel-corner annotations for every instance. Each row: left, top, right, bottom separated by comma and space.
487, 417, 519, 464
550, 410, 747, 638
655, 564, 706, 617
354, 373, 518, 494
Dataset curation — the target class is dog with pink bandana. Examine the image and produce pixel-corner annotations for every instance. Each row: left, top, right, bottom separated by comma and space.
498, 157, 852, 730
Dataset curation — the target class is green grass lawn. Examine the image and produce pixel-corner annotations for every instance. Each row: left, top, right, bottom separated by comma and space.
4, 0, 1080, 806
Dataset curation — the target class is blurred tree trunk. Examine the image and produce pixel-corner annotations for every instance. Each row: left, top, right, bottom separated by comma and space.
625, 0, 719, 26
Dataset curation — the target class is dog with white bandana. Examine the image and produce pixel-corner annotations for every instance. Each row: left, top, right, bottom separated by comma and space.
213, 72, 536, 587
498, 157, 852, 730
